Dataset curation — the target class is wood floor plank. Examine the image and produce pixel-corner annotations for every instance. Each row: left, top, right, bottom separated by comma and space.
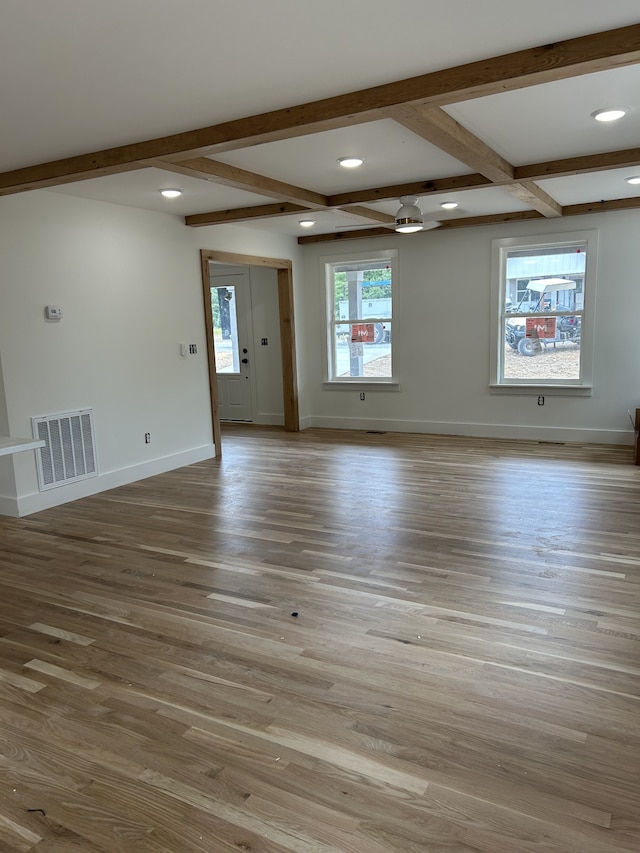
0, 425, 639, 851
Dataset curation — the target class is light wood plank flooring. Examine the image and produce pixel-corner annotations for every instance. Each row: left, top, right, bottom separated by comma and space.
0, 425, 639, 852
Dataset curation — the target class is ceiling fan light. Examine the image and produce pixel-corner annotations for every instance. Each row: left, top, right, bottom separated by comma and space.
396, 222, 422, 234
395, 195, 424, 232
337, 156, 364, 168
591, 107, 627, 122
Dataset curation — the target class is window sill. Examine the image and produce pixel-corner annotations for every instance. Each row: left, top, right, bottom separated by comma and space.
489, 384, 592, 397
323, 380, 400, 391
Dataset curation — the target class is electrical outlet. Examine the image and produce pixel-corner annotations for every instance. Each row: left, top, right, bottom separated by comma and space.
537, 396, 545, 406
188, 343, 197, 354
144, 433, 151, 443
261, 337, 268, 346
359, 392, 366, 401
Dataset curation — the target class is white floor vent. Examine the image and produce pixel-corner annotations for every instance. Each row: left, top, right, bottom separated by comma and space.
32, 409, 98, 491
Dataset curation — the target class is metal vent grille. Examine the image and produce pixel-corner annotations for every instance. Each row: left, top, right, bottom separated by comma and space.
32, 409, 98, 491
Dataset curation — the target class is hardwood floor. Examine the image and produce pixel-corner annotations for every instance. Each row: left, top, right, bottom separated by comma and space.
0, 425, 639, 852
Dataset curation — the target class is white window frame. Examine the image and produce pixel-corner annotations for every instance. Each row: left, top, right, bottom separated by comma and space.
490, 230, 597, 395
322, 249, 398, 387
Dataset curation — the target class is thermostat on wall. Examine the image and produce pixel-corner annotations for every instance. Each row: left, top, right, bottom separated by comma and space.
45, 305, 63, 320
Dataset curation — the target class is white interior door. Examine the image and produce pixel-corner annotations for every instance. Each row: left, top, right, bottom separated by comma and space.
209, 268, 254, 422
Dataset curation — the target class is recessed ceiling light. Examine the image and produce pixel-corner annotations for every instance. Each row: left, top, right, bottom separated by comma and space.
160, 188, 182, 198
337, 157, 364, 168
299, 219, 316, 228
591, 107, 628, 123
625, 176, 640, 185
440, 201, 459, 210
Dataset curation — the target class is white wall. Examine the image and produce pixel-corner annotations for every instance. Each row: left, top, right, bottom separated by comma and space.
0, 190, 302, 515
300, 211, 640, 445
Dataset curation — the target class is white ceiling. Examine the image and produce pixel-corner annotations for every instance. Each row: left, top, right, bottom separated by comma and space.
2, 0, 639, 238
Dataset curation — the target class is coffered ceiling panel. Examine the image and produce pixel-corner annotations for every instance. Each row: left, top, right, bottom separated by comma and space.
537, 167, 640, 206
210, 121, 474, 195
444, 66, 640, 165
48, 168, 276, 216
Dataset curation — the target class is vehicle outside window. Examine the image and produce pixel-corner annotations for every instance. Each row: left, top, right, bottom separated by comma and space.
505, 278, 581, 357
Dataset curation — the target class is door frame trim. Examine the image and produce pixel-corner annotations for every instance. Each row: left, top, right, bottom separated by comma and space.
200, 249, 299, 457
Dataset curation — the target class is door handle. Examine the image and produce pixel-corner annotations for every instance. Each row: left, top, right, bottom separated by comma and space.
241, 358, 249, 364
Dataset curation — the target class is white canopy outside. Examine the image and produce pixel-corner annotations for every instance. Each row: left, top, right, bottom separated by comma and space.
526, 278, 577, 294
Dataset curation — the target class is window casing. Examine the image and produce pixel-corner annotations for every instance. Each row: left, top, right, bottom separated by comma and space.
323, 250, 397, 383
490, 231, 597, 392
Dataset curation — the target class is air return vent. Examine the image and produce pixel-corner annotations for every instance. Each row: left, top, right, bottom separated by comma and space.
32, 409, 98, 491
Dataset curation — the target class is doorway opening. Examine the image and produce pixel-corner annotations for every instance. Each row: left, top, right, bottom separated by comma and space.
200, 249, 299, 457
209, 266, 254, 423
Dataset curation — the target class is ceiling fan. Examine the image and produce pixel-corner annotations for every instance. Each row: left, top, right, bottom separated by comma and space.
333, 196, 441, 233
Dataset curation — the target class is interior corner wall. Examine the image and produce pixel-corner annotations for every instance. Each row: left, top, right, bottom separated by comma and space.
299, 210, 640, 445
0, 190, 301, 516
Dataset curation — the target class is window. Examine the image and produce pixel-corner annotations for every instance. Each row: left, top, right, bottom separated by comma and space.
210, 284, 241, 373
324, 250, 397, 382
491, 231, 597, 391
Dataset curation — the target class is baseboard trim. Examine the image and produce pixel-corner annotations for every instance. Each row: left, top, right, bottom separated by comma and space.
11, 444, 217, 517
0, 495, 19, 517
307, 416, 634, 446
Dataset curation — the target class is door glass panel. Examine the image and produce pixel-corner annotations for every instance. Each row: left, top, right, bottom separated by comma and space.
211, 285, 240, 373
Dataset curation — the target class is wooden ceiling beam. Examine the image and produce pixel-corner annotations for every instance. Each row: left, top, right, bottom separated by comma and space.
391, 105, 563, 217
185, 203, 309, 227
0, 24, 639, 194
562, 196, 640, 216
515, 147, 640, 181
391, 105, 514, 183
338, 206, 396, 225
505, 181, 562, 217
327, 174, 494, 207
152, 157, 327, 208
436, 195, 640, 225
299, 227, 393, 244
0, 163, 147, 196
